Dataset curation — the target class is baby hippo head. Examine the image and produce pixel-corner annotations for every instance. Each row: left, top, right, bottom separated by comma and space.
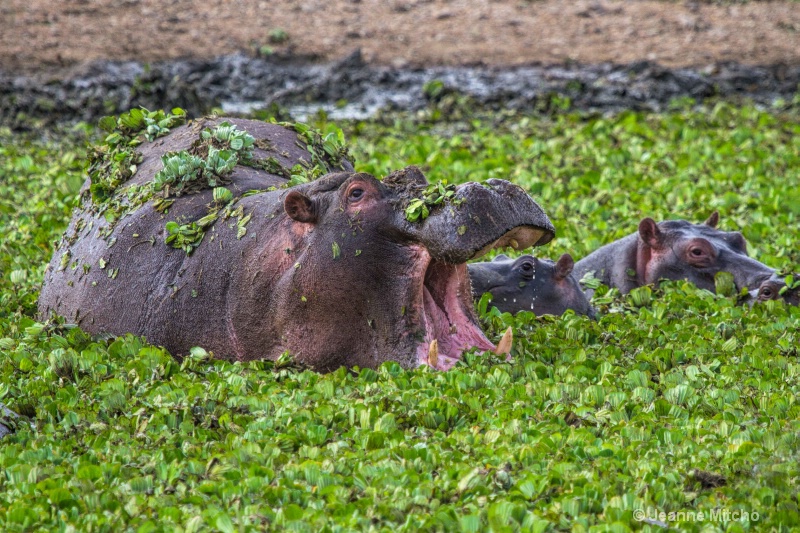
469, 253, 594, 317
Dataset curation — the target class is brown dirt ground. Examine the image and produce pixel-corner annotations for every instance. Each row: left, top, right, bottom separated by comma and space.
2, 0, 799, 73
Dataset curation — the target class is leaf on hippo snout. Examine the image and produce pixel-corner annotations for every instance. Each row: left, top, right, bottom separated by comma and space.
780, 275, 800, 294
332, 241, 341, 259
714, 271, 736, 297
457, 225, 467, 236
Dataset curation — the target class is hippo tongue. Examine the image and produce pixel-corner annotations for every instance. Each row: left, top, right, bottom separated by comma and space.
415, 259, 495, 370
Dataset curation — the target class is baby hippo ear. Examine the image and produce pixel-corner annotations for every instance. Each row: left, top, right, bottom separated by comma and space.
284, 191, 317, 223
492, 254, 510, 262
638, 218, 663, 249
704, 211, 720, 228
554, 253, 574, 281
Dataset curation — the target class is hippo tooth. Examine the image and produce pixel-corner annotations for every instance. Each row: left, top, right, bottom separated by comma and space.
428, 339, 439, 369
509, 239, 519, 250
494, 327, 513, 356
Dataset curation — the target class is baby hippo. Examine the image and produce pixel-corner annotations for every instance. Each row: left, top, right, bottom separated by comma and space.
469, 253, 595, 317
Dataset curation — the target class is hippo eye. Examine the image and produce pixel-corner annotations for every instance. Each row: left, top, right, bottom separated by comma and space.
761, 288, 772, 298
518, 262, 534, 276
348, 188, 365, 201
690, 248, 704, 257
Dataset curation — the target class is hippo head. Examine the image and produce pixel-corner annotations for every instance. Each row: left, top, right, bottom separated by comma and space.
274, 166, 555, 371
636, 212, 775, 301
469, 253, 594, 317
755, 275, 800, 306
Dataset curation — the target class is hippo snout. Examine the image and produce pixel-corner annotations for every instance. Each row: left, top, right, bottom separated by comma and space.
410, 179, 555, 264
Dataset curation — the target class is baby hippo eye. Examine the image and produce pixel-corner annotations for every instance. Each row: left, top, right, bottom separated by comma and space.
348, 188, 365, 201
519, 262, 534, 274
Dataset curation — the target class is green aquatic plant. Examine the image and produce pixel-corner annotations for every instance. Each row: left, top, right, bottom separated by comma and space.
89, 107, 186, 203
405, 180, 462, 222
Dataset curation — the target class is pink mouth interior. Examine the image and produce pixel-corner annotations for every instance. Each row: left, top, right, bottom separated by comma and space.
414, 258, 495, 370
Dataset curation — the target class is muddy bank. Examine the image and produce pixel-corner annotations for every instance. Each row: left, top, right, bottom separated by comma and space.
1, 51, 798, 126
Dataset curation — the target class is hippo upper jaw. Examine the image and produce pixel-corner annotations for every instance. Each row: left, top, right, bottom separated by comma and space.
407, 179, 556, 265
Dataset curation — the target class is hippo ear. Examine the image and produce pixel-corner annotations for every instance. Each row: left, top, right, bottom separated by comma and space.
638, 218, 663, 249
284, 191, 317, 224
554, 253, 574, 281
492, 254, 510, 262
704, 211, 720, 228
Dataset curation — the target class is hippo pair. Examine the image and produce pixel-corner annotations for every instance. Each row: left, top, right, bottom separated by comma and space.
470, 211, 797, 316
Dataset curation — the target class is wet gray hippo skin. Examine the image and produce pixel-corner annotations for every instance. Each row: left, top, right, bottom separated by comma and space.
573, 212, 789, 304
469, 253, 594, 317
0, 403, 19, 438
39, 119, 555, 372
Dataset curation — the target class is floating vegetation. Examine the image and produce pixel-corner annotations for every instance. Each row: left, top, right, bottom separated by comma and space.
274, 120, 352, 184
164, 199, 253, 254
152, 121, 255, 197
2, 105, 800, 530
89, 108, 186, 204
404, 180, 463, 222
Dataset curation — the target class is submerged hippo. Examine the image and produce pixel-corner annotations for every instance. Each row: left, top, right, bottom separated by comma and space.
39, 118, 555, 371
469, 253, 594, 317
755, 275, 799, 306
0, 403, 18, 438
573, 212, 790, 304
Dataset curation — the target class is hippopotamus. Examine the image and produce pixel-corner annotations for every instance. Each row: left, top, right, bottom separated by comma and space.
38, 117, 555, 372
468, 253, 594, 317
572, 212, 791, 304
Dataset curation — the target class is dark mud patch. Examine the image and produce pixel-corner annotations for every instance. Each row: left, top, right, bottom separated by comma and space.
1, 50, 798, 127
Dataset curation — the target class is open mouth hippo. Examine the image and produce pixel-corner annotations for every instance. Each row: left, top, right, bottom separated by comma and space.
572, 212, 788, 304
38, 117, 555, 372
469, 253, 594, 317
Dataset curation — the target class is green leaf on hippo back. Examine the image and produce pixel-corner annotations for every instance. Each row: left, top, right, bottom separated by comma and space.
213, 187, 233, 204
332, 241, 341, 259
98, 116, 118, 132
714, 271, 736, 297
120, 108, 145, 131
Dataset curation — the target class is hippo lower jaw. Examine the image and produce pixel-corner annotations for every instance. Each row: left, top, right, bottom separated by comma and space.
409, 246, 495, 371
